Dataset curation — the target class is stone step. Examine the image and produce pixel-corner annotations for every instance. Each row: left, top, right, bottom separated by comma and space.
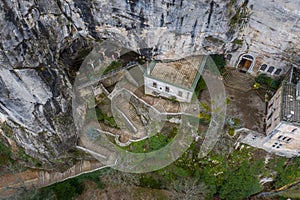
223, 69, 254, 92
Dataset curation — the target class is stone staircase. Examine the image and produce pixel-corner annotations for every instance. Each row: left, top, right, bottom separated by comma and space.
223, 69, 255, 92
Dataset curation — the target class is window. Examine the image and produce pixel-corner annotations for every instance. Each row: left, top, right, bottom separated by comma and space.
260, 64, 267, 71
165, 86, 170, 92
178, 91, 183, 97
267, 66, 275, 73
282, 136, 287, 140
268, 102, 273, 109
274, 68, 282, 75
292, 128, 297, 133
267, 112, 273, 120
272, 142, 278, 147
276, 94, 280, 100
278, 136, 292, 143
152, 82, 157, 88
272, 142, 282, 148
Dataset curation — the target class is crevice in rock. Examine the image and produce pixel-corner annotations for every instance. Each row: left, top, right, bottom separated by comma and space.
206, 1, 214, 29
59, 37, 94, 83
73, 0, 98, 38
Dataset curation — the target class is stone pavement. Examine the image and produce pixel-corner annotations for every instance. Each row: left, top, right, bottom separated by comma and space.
223, 68, 255, 92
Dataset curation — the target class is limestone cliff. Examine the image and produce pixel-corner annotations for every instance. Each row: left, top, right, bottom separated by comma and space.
0, 0, 299, 169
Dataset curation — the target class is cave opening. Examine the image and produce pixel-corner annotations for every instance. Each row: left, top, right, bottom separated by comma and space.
237, 54, 254, 73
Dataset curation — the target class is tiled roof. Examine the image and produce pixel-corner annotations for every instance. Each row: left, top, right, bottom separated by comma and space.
149, 56, 204, 89
281, 81, 300, 124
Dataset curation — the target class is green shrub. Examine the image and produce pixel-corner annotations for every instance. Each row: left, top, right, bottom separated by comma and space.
255, 73, 268, 83
0, 140, 12, 166
227, 128, 235, 136
219, 161, 262, 200
274, 157, 300, 188
255, 74, 281, 90
211, 54, 226, 74
103, 60, 122, 75
140, 176, 162, 189
36, 178, 84, 200
232, 39, 243, 45
194, 77, 206, 97
0, 140, 11, 157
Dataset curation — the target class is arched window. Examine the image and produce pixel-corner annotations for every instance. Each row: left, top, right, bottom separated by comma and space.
260, 64, 267, 71
237, 54, 254, 72
243, 55, 254, 59
267, 66, 275, 73
274, 68, 282, 75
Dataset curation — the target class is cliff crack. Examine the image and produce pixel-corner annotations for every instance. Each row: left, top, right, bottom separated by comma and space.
206, 1, 214, 29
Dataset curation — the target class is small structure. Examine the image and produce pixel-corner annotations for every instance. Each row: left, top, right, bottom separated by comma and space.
263, 69, 300, 157
237, 54, 255, 73
144, 56, 208, 102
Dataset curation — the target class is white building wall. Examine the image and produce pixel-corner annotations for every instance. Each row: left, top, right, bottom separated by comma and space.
263, 122, 300, 157
266, 87, 282, 135
144, 76, 192, 102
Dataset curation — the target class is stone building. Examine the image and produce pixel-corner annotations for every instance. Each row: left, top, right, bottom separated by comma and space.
144, 56, 208, 102
262, 67, 300, 157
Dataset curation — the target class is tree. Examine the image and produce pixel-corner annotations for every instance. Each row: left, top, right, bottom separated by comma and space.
219, 161, 261, 200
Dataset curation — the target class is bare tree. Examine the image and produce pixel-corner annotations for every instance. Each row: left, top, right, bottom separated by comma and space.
172, 178, 209, 200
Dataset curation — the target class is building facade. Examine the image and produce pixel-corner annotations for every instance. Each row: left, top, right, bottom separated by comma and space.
262, 68, 300, 157
144, 56, 208, 102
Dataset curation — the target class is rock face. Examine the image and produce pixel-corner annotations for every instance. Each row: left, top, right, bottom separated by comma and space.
0, 0, 299, 168
229, 0, 300, 76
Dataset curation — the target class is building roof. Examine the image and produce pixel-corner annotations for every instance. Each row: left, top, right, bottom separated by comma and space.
281, 81, 300, 124
147, 56, 205, 89
291, 67, 300, 84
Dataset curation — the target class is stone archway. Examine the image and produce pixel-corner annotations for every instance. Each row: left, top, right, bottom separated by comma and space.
237, 54, 255, 73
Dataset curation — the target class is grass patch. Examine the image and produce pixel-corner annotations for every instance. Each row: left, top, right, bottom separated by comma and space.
1, 122, 13, 136
86, 107, 118, 128
232, 39, 243, 45
194, 77, 206, 97
0, 139, 12, 166
280, 183, 300, 198
103, 60, 122, 75
121, 127, 178, 153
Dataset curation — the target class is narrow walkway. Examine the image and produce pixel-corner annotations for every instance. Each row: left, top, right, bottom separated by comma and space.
0, 160, 105, 198
78, 61, 138, 89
